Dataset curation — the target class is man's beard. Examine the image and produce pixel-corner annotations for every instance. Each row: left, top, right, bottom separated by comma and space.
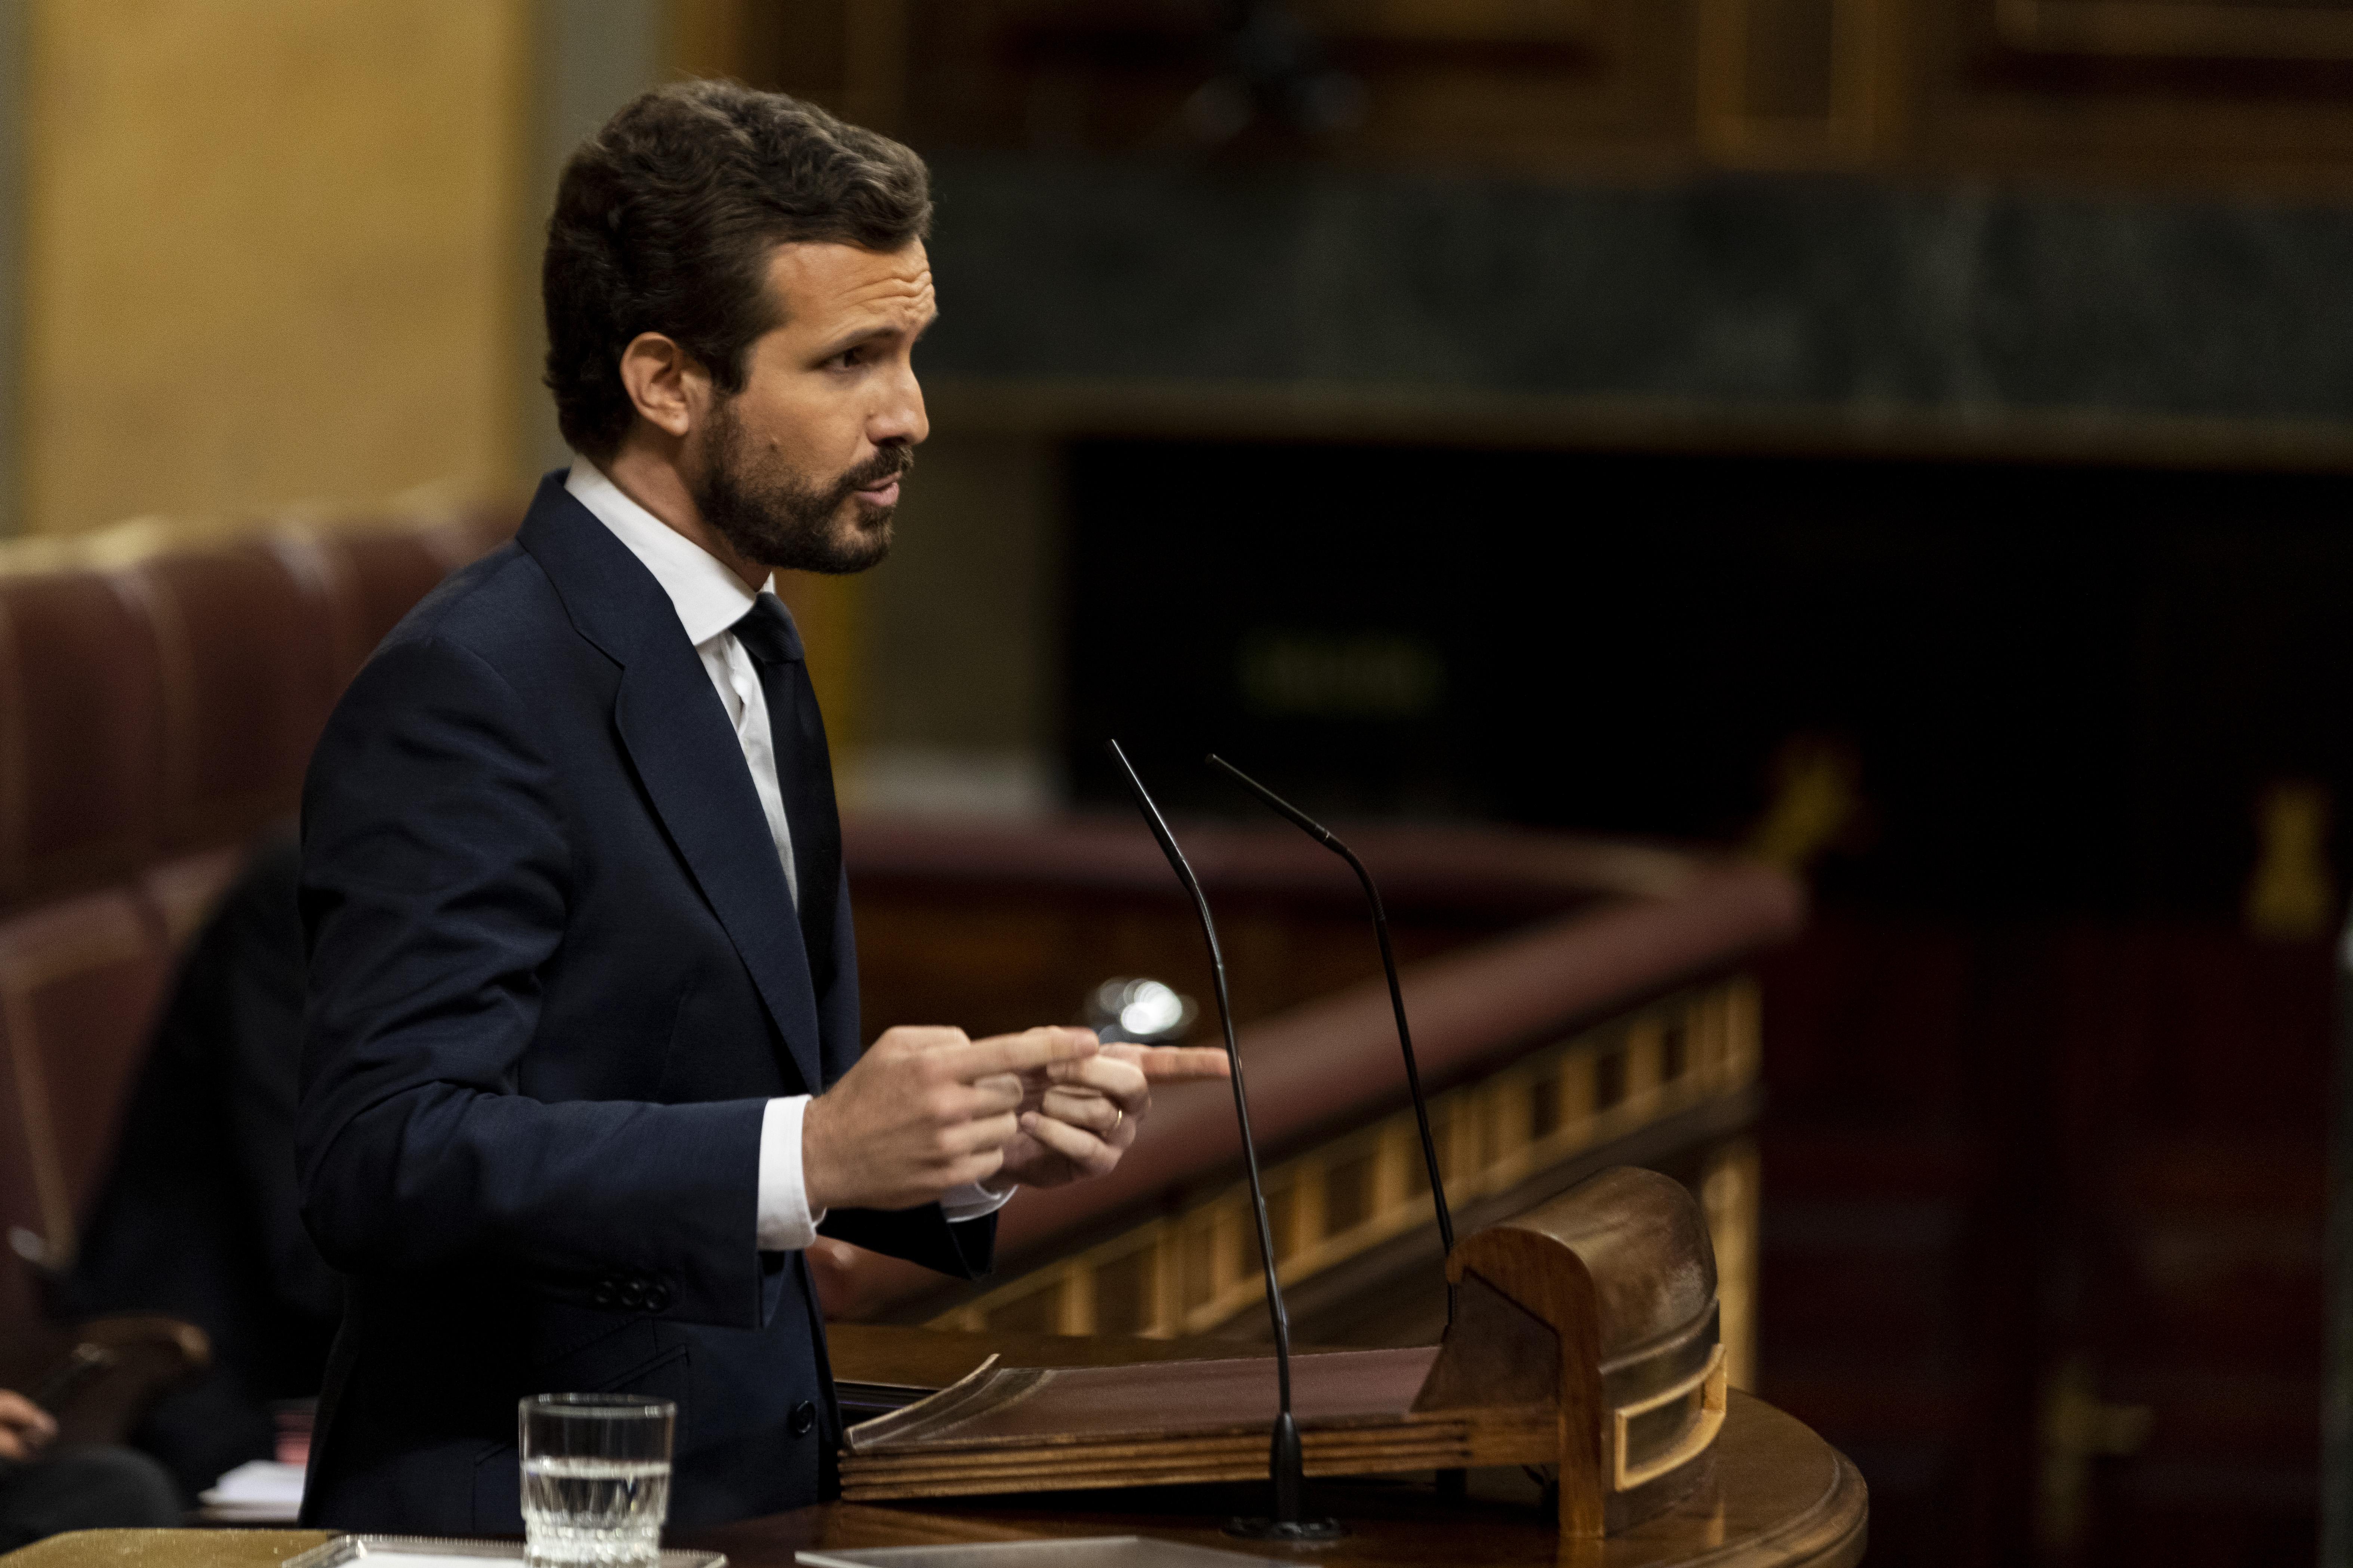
691, 397, 910, 575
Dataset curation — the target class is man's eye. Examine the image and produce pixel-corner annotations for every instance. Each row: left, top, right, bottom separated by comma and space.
830, 347, 866, 369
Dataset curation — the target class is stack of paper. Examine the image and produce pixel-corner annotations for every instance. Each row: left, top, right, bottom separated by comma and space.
198, 1458, 306, 1522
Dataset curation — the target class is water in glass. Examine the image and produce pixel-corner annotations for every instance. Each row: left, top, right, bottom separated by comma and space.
521, 1455, 670, 1566
520, 1393, 674, 1568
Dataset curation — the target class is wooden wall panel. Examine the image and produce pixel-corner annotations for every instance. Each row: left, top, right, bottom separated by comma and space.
21, 0, 529, 535
695, 0, 2353, 194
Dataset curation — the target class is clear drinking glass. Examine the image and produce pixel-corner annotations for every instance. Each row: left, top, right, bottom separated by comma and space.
519, 1393, 675, 1568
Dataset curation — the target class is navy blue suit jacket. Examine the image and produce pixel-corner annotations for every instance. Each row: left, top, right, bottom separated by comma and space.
294, 472, 989, 1533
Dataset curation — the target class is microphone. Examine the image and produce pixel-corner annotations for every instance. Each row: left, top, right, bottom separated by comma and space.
1206, 754, 1457, 1324
1106, 740, 1342, 1543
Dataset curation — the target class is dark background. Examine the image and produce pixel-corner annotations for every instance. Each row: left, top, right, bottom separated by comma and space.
1068, 440, 2353, 921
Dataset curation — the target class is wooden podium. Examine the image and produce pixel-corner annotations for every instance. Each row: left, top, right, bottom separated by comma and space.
686, 1390, 1864, 1567
758, 1168, 1868, 1565
838, 1171, 1774, 1540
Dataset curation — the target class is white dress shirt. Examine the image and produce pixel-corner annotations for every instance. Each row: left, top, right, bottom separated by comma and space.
566, 458, 1011, 1250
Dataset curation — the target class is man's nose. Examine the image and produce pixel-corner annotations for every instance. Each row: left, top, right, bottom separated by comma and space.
870, 363, 928, 448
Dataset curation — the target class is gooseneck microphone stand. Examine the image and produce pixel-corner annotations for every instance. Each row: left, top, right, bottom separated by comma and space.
1206, 754, 1459, 1325
1107, 740, 1342, 1542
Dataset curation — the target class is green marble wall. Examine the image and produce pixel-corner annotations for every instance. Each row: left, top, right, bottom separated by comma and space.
921, 154, 2353, 434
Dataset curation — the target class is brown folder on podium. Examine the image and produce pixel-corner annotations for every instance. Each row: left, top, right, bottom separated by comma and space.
842, 1167, 1730, 1540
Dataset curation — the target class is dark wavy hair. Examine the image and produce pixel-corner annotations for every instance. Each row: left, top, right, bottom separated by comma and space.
543, 80, 933, 460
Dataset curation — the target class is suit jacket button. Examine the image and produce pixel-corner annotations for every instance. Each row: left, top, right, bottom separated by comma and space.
592, 1281, 619, 1308
789, 1400, 817, 1438
643, 1281, 673, 1311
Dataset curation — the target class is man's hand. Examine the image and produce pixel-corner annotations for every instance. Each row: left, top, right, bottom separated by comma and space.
0, 1391, 55, 1463
802, 1026, 1097, 1212
991, 1041, 1231, 1191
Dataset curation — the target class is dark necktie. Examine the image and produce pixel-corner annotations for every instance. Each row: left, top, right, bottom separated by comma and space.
729, 592, 843, 985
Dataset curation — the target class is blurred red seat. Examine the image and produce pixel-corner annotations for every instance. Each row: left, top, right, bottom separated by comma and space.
139, 846, 249, 951
0, 497, 521, 1346
0, 891, 171, 1276
113, 544, 339, 854
0, 571, 165, 910
279, 523, 487, 689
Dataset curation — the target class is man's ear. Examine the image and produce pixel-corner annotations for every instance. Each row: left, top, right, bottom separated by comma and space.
617, 332, 709, 440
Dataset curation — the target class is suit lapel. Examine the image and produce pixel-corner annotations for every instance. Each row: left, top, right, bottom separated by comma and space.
515, 473, 825, 1091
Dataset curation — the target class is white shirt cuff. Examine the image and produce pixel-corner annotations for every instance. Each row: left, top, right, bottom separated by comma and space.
757, 1095, 823, 1251
940, 1180, 1016, 1224
757, 1097, 1016, 1251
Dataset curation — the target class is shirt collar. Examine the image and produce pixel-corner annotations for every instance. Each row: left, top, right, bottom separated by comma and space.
565, 456, 774, 648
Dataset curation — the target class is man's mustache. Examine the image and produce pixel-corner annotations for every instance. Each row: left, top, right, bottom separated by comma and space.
836, 447, 914, 495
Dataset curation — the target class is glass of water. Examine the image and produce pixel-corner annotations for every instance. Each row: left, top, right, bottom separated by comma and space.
520, 1393, 674, 1568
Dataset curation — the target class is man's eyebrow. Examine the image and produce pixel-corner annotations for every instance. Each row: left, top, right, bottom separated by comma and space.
815, 309, 938, 360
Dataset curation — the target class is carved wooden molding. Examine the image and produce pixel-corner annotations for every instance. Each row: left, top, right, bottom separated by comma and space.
1302, 0, 1597, 43
1697, 0, 1888, 167
1996, 0, 2353, 61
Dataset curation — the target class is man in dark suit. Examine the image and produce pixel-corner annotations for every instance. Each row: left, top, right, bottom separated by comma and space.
295, 81, 1222, 1535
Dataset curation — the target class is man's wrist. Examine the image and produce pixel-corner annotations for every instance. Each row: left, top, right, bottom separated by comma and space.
797, 1094, 837, 1218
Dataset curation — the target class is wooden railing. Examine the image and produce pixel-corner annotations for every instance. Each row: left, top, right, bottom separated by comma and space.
818, 818, 1801, 1393
926, 977, 1762, 1385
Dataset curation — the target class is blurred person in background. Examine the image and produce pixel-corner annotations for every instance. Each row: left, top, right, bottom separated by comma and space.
0, 1390, 178, 1546
58, 829, 336, 1504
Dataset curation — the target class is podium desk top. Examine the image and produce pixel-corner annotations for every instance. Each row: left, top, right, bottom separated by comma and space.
686, 1390, 1864, 1568
0, 1392, 1859, 1568
826, 1323, 1290, 1389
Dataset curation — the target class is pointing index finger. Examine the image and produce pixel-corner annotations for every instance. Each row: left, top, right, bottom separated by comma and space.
1103, 1044, 1232, 1082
